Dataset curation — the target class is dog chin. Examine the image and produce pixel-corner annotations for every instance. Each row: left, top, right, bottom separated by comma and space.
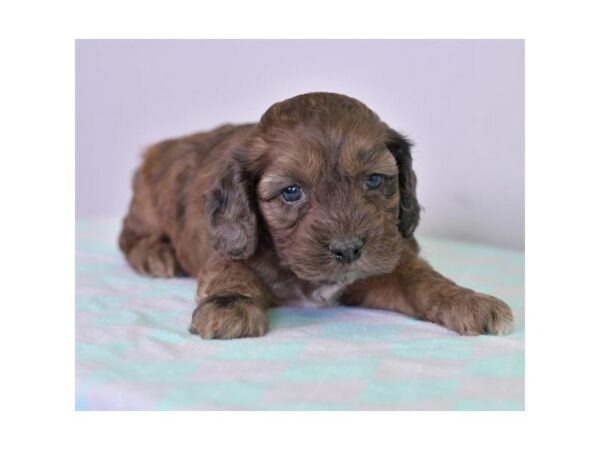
294, 267, 372, 285
333, 271, 369, 284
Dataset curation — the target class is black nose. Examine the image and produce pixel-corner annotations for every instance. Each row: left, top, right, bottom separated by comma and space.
328, 237, 364, 264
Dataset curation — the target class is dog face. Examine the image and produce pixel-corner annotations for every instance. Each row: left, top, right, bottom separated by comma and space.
205, 93, 420, 283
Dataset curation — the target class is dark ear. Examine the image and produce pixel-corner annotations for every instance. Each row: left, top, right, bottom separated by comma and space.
204, 151, 258, 259
386, 128, 421, 239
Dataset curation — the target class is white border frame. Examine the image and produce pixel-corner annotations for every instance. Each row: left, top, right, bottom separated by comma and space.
2, 0, 599, 448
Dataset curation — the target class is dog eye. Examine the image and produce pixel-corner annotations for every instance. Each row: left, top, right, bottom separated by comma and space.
364, 174, 385, 190
281, 185, 303, 203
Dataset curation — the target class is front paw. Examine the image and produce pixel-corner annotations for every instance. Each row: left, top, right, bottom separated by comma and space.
438, 291, 513, 336
188, 294, 269, 339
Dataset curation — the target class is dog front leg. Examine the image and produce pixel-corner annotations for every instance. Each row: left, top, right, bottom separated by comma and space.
188, 258, 272, 339
342, 256, 513, 336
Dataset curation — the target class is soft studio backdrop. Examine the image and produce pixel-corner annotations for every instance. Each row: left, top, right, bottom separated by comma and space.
76, 40, 524, 249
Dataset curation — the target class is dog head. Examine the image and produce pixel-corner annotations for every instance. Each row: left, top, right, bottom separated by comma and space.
205, 92, 420, 283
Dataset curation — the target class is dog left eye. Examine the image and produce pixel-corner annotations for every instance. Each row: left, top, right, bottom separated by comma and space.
281, 185, 304, 203
364, 174, 385, 190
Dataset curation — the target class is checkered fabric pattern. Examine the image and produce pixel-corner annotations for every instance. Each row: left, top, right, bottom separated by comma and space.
76, 219, 524, 410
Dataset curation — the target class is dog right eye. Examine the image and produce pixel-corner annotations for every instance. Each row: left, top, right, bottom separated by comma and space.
281, 185, 303, 203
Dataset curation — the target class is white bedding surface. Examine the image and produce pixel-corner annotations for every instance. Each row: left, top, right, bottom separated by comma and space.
76, 219, 524, 410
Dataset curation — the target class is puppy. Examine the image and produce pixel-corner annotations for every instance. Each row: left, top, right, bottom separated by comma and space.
119, 92, 513, 339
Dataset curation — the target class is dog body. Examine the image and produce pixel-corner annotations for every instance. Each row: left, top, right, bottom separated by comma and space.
119, 93, 513, 339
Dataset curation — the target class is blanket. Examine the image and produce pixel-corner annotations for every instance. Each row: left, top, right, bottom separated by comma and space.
76, 219, 524, 410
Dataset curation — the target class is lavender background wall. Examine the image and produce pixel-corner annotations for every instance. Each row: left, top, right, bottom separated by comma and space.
76, 40, 524, 248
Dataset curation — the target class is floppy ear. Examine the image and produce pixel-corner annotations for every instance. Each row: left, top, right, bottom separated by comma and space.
204, 151, 258, 259
385, 128, 421, 239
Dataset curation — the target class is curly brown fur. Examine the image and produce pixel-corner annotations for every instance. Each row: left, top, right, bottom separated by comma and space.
189, 296, 269, 339
119, 92, 513, 339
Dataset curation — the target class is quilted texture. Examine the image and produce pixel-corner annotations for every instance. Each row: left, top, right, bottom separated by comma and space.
76, 219, 524, 410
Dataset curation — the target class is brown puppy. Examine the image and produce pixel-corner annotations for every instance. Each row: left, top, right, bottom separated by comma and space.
119, 92, 513, 339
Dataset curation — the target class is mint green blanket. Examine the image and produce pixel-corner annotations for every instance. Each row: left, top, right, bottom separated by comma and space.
76, 219, 524, 410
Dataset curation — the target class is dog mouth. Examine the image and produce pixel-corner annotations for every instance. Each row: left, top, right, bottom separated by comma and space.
280, 233, 403, 284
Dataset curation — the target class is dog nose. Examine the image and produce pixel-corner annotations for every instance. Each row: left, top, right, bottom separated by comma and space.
329, 237, 364, 264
